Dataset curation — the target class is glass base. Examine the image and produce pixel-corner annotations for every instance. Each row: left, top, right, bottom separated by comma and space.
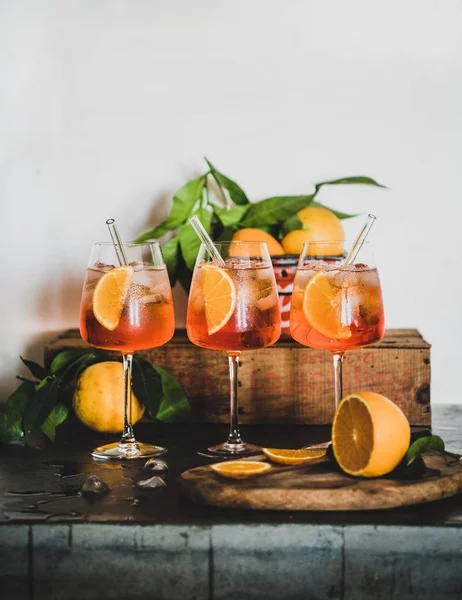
205, 440, 262, 458
91, 441, 167, 461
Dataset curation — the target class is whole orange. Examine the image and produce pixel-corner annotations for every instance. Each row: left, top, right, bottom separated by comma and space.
231, 228, 284, 256
73, 362, 145, 433
281, 206, 344, 255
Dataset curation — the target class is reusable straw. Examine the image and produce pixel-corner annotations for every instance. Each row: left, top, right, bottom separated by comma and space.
106, 218, 128, 266
344, 213, 376, 266
189, 215, 226, 266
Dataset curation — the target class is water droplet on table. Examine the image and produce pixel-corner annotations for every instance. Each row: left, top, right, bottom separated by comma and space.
136, 476, 167, 489
143, 458, 169, 473
81, 475, 110, 496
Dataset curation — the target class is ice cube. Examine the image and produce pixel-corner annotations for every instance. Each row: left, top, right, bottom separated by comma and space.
255, 277, 278, 311
130, 261, 144, 272
93, 261, 115, 272
81, 475, 110, 496
143, 458, 169, 473
138, 291, 166, 305
136, 476, 167, 489
257, 288, 279, 311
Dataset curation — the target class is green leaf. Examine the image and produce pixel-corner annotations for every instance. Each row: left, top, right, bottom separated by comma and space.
50, 349, 95, 374
311, 201, 359, 220
20, 357, 49, 380
22, 376, 59, 436
389, 454, 427, 480
214, 204, 250, 228
152, 365, 191, 423
16, 376, 40, 385
0, 381, 35, 443
135, 176, 204, 242
178, 206, 213, 270
280, 214, 304, 237
215, 225, 236, 242
205, 158, 249, 205
41, 403, 69, 441
315, 176, 387, 193
132, 357, 163, 421
161, 237, 180, 286
406, 435, 445, 466
241, 195, 315, 228
255, 224, 281, 238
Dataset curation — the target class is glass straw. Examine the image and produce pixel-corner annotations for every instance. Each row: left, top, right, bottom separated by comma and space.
189, 215, 225, 266
106, 218, 128, 266
344, 213, 376, 266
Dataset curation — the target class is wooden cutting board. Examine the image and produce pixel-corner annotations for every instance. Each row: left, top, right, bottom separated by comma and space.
179, 453, 462, 511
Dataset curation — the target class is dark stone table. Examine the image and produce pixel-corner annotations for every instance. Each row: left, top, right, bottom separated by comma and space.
1, 404, 461, 600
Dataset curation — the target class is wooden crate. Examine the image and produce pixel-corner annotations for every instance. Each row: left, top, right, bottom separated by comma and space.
45, 329, 431, 426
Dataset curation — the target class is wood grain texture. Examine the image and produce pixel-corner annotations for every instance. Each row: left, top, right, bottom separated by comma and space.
45, 328, 431, 425
179, 453, 462, 511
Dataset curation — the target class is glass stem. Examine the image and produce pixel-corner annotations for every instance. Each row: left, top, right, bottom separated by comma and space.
332, 351, 345, 413
227, 352, 243, 446
120, 353, 136, 446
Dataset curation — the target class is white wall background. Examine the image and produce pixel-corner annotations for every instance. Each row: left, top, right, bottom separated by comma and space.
1, 0, 462, 404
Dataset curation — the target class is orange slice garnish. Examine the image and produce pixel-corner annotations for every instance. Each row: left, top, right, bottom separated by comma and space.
202, 265, 236, 335
210, 460, 271, 479
262, 448, 327, 465
303, 271, 352, 339
92, 266, 133, 331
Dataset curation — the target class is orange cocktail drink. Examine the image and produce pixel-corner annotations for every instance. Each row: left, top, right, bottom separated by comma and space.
290, 262, 384, 351
80, 263, 174, 352
187, 261, 280, 352
79, 241, 174, 460
186, 241, 281, 456
289, 240, 385, 415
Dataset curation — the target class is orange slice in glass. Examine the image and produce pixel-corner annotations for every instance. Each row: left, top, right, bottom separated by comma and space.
210, 460, 271, 479
202, 265, 236, 335
92, 265, 133, 331
262, 448, 327, 465
303, 271, 352, 339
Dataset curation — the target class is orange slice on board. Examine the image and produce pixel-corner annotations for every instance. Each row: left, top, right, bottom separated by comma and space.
332, 391, 411, 478
92, 266, 133, 331
210, 460, 271, 479
303, 271, 352, 339
202, 265, 236, 335
262, 448, 327, 465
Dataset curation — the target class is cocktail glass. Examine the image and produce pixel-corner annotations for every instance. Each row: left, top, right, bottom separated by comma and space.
80, 242, 175, 460
290, 240, 384, 414
186, 241, 281, 456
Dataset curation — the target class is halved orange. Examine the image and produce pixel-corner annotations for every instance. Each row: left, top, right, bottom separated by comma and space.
262, 448, 327, 465
202, 265, 236, 335
303, 271, 352, 339
210, 460, 271, 479
92, 266, 133, 331
332, 391, 411, 478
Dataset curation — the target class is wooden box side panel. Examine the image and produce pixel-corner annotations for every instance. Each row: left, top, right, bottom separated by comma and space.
44, 329, 431, 426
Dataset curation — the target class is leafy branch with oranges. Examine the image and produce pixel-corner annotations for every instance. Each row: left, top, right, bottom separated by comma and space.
136, 158, 386, 290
